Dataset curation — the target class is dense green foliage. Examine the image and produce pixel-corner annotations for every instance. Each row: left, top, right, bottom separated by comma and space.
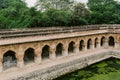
54, 58, 120, 80
0, 0, 120, 29
88, 0, 120, 24
0, 0, 34, 29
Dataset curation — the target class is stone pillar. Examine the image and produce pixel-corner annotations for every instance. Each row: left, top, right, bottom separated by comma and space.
17, 54, 24, 68
97, 42, 101, 48
35, 49, 42, 64
17, 60, 24, 68
104, 40, 108, 48
17, 48, 24, 68
50, 48, 56, 60
83, 45, 87, 51
91, 44, 94, 50
0, 59, 3, 72
74, 44, 79, 54
62, 44, 68, 57
62, 48, 68, 57
115, 42, 119, 48
35, 56, 41, 64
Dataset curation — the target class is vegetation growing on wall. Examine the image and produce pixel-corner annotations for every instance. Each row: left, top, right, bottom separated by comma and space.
0, 0, 120, 29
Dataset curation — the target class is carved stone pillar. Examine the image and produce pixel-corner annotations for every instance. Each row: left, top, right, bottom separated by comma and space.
35, 49, 42, 64
74, 44, 79, 54
17, 54, 24, 68
35, 55, 41, 64
50, 48, 56, 60
104, 40, 108, 48
17, 47, 24, 68
62, 48, 68, 57
62, 44, 68, 57
115, 41, 119, 48
83, 45, 87, 51
91, 44, 94, 50
0, 58, 3, 72
97, 42, 101, 48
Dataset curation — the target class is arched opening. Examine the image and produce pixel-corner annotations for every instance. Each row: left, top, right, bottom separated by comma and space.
95, 38, 98, 48
42, 45, 50, 60
101, 37, 106, 46
79, 40, 84, 51
56, 43, 63, 57
109, 36, 115, 46
3, 51, 17, 70
87, 39, 92, 49
68, 41, 75, 54
24, 48, 35, 64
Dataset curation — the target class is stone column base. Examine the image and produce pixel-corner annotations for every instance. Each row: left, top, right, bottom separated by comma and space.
35, 57, 41, 64
17, 61, 24, 68
0, 65, 3, 72
115, 43, 119, 48
91, 45, 94, 50
62, 50, 68, 57
97, 43, 101, 48
104, 42, 108, 48
83, 47, 87, 52
74, 48, 79, 54
50, 53, 56, 60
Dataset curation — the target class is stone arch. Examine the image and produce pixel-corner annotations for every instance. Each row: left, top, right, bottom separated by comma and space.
68, 41, 75, 54
56, 43, 63, 57
2, 50, 17, 70
22, 45, 36, 53
87, 39, 92, 49
41, 45, 50, 60
95, 38, 99, 48
101, 36, 106, 46
79, 40, 84, 51
24, 48, 35, 64
109, 36, 115, 46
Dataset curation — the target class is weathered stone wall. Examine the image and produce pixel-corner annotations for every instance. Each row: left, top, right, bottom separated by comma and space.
10, 50, 120, 80
0, 25, 120, 79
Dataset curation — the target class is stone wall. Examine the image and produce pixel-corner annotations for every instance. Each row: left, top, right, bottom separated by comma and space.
9, 50, 120, 80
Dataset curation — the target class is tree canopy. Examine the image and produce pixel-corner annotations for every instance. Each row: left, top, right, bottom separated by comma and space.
36, 0, 75, 11
0, 0, 120, 29
88, 0, 120, 24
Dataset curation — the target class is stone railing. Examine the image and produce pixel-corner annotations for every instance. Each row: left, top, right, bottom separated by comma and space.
0, 24, 120, 39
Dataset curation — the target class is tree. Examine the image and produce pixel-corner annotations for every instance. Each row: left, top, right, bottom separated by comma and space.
36, 0, 74, 11
70, 3, 90, 26
40, 9, 71, 27
0, 0, 43, 29
87, 0, 120, 24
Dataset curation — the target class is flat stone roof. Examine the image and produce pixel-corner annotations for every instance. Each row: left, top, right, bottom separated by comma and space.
0, 24, 120, 45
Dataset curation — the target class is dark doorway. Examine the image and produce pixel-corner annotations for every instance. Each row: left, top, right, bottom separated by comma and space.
3, 51, 17, 70
95, 38, 98, 48
56, 43, 63, 57
109, 36, 115, 46
101, 37, 106, 46
68, 41, 75, 54
87, 39, 92, 49
42, 45, 50, 60
79, 40, 84, 51
24, 48, 35, 64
